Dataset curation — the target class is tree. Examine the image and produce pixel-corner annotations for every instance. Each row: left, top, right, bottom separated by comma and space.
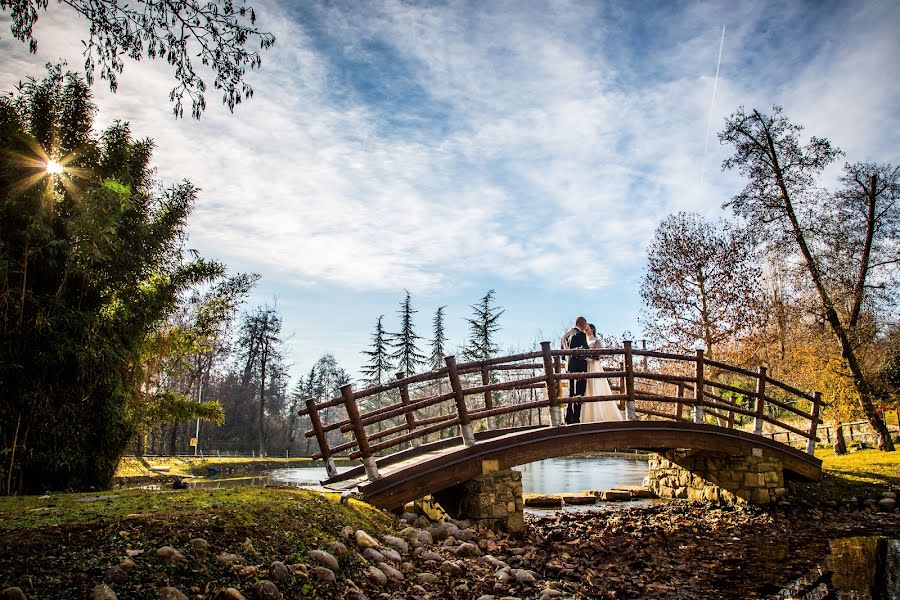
237, 304, 283, 455
640, 212, 764, 359
2, 0, 275, 118
389, 290, 425, 376
430, 305, 448, 370
361, 315, 392, 386
464, 290, 504, 361
0, 66, 227, 493
719, 106, 897, 451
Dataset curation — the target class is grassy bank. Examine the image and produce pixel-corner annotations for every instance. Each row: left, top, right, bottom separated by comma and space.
788, 447, 900, 502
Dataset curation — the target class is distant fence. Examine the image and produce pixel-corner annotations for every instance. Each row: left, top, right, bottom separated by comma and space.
126, 440, 312, 459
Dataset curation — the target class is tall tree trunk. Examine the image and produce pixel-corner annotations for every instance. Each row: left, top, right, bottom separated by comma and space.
258, 327, 270, 457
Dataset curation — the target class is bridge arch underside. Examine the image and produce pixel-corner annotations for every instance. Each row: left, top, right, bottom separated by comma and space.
355, 421, 822, 510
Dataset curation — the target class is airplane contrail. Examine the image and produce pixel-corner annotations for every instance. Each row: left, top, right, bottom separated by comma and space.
700, 25, 726, 186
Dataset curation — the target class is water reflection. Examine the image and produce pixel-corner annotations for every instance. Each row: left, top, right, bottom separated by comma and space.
268, 465, 352, 486
776, 536, 899, 599
514, 455, 649, 494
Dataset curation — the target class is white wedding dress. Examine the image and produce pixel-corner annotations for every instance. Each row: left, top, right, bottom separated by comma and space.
580, 336, 624, 423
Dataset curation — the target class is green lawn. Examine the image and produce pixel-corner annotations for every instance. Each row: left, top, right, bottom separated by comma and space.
789, 447, 900, 502
115, 455, 318, 478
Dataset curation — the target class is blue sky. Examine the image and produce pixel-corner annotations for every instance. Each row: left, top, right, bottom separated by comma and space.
2, 0, 899, 383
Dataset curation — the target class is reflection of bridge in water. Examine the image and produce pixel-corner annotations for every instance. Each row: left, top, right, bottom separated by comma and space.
299, 342, 823, 511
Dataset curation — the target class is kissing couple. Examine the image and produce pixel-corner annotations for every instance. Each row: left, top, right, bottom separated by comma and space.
561, 316, 623, 425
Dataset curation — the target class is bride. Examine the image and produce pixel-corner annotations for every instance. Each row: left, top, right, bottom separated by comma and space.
581, 324, 623, 422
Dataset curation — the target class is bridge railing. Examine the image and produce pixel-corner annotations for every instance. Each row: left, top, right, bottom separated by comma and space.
298, 341, 823, 480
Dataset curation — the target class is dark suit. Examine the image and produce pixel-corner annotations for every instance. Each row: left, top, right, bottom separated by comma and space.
565, 329, 589, 424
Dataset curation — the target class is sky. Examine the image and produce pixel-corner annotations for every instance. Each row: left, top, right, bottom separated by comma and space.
2, 0, 899, 384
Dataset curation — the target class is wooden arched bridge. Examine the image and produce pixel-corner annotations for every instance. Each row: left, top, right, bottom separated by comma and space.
299, 342, 823, 510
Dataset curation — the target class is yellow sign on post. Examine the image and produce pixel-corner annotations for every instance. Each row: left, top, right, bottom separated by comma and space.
189, 437, 198, 447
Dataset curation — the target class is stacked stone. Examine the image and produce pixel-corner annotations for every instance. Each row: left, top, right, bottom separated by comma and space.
437, 469, 525, 532
647, 449, 787, 504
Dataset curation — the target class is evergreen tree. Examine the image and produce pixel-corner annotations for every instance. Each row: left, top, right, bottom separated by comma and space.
389, 290, 426, 376
464, 290, 504, 361
430, 306, 448, 370
361, 315, 392, 386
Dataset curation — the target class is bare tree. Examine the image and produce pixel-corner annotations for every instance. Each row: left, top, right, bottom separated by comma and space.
719, 106, 897, 451
640, 212, 764, 359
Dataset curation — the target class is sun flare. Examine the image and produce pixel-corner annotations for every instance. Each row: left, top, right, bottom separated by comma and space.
45, 159, 64, 174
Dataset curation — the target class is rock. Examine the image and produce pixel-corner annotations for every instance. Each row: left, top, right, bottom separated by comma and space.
481, 555, 508, 569
312, 566, 337, 584
612, 485, 654, 498
125, 548, 145, 557
419, 529, 437, 544
399, 561, 415, 574
157, 587, 188, 600
600, 490, 631, 501
288, 564, 308, 577
524, 494, 563, 508
495, 571, 511, 584
103, 565, 129, 584
155, 546, 186, 565
215, 589, 247, 600
539, 588, 565, 598
2, 588, 27, 600
380, 548, 402, 563
237, 566, 259, 578
398, 527, 419, 542
270, 561, 290, 582
401, 511, 418, 523
355, 530, 379, 549
217, 552, 245, 567
884, 491, 897, 500
377, 562, 404, 581
363, 548, 385, 563
118, 558, 137, 572
344, 588, 368, 600
189, 538, 210, 552
879, 497, 897, 512
413, 516, 431, 528
515, 569, 537, 584
381, 535, 409, 554
454, 542, 482, 558
823, 500, 838, 509
416, 572, 441, 585
366, 565, 388, 586
418, 550, 443, 562
248, 580, 281, 600
476, 596, 495, 600
453, 528, 475, 542
561, 494, 596, 505
91, 584, 117, 600
308, 550, 339, 571
440, 560, 464, 576
325, 540, 349, 558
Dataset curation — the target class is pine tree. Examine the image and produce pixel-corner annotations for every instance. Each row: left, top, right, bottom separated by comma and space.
362, 315, 392, 386
430, 306, 448, 370
389, 290, 426, 376
464, 290, 504, 361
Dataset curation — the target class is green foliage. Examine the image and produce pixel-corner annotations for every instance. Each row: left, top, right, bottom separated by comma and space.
0, 66, 227, 493
463, 289, 504, 361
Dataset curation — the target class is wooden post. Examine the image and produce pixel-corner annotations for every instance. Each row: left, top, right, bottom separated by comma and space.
341, 384, 380, 480
305, 397, 338, 478
541, 342, 561, 427
693, 349, 705, 424
481, 366, 493, 430
675, 383, 684, 420
754, 366, 766, 435
726, 394, 736, 429
623, 341, 636, 420
396, 372, 420, 448
445, 356, 475, 446
806, 391, 821, 455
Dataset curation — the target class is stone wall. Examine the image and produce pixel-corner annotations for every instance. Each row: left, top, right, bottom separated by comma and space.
646, 449, 787, 504
432, 467, 525, 532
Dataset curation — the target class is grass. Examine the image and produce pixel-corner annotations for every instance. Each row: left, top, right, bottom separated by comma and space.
789, 447, 900, 502
115, 455, 314, 478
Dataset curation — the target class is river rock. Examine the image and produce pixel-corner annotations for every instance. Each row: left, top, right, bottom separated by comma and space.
355, 530, 379, 549
118, 558, 137, 572
270, 561, 290, 581
156, 546, 186, 565
481, 555, 508, 569
236, 566, 259, 578
215, 588, 247, 600
312, 566, 336, 584
248, 580, 281, 600
417, 530, 435, 545
454, 542, 481, 558
561, 494, 595, 505
287, 564, 308, 577
325, 540, 349, 558
401, 511, 418, 523
398, 527, 419, 542
363, 548, 385, 563
91, 584, 117, 600
417, 550, 443, 563
453, 528, 475, 542
157, 587, 188, 600
218, 552, 245, 567
366, 565, 388, 586
400, 561, 415, 574
377, 562, 404, 581
380, 548, 402, 563
524, 495, 563, 508
600, 490, 632, 501
308, 550, 339, 571
103, 565, 129, 584
440, 560, 464, 576
2, 588, 27, 600
416, 572, 440, 585
884, 491, 897, 499
381, 535, 409, 554
879, 497, 897, 511
189, 538, 210, 552
539, 588, 565, 598
515, 569, 538, 584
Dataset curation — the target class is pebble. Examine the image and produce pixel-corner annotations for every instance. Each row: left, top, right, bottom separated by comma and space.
416, 572, 440, 585
879, 497, 897, 512
454, 542, 482, 557
453, 529, 475, 542
427, 527, 448, 542
398, 527, 419, 542
215, 588, 246, 600
355, 530, 380, 549
367, 565, 388, 585
884, 491, 897, 500
440, 560, 464, 576
248, 580, 280, 600
515, 569, 537, 584
217, 552, 245, 567
417, 550, 443, 562
155, 546, 186, 565
312, 566, 336, 584
401, 512, 418, 523
377, 562, 404, 581
344, 589, 367, 600
1, 588, 26, 600
399, 561, 415, 574
380, 548, 402, 563
363, 548, 385, 564
157, 587, 188, 600
91, 584, 117, 600
381, 535, 409, 554
417, 530, 435, 545
325, 540, 349, 558
188, 538, 210, 552
118, 558, 137, 572
270, 561, 290, 581
308, 549, 339, 571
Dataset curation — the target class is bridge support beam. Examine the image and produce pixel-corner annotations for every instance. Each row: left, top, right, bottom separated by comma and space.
646, 449, 787, 504
432, 464, 524, 533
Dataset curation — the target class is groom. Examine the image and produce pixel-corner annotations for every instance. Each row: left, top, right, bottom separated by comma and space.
564, 316, 590, 424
